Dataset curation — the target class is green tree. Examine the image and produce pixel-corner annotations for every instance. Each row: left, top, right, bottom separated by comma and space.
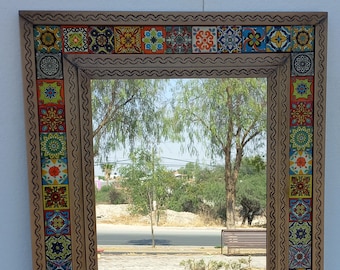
91, 79, 169, 159
171, 78, 267, 228
119, 149, 176, 247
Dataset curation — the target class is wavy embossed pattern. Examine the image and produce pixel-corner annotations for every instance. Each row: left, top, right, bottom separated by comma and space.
21, 19, 45, 270
20, 11, 327, 26
85, 67, 275, 80
278, 61, 289, 270
267, 71, 278, 270
67, 54, 288, 69
79, 73, 97, 269
65, 63, 84, 269
313, 20, 327, 269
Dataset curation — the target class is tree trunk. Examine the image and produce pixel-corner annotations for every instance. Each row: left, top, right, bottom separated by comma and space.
148, 191, 155, 248
225, 156, 236, 228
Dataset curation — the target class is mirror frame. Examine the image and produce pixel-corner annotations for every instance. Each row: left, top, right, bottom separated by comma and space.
19, 11, 327, 270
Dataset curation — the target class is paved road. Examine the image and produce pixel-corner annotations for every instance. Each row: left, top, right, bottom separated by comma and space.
97, 224, 222, 246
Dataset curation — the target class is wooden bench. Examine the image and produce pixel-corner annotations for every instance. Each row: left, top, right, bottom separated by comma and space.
221, 229, 266, 255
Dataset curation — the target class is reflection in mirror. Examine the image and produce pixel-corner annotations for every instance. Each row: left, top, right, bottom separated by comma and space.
92, 78, 267, 269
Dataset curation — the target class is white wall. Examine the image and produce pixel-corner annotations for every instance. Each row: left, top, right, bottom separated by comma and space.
0, 1, 338, 269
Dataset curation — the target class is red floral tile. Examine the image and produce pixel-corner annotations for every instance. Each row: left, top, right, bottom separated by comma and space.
39, 105, 66, 132
289, 175, 312, 198
43, 185, 69, 210
290, 101, 313, 126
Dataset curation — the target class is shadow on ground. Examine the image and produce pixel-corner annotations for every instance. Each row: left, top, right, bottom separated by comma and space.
128, 239, 171, 245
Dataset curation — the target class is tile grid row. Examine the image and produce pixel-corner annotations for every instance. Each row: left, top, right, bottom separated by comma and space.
33, 24, 315, 270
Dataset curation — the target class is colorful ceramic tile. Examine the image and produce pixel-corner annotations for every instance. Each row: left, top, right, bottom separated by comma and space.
291, 101, 313, 126
43, 185, 69, 210
289, 221, 312, 245
290, 76, 314, 102
266, 26, 291, 52
289, 198, 312, 222
42, 158, 68, 185
289, 149, 313, 175
45, 210, 70, 236
242, 26, 266, 52
40, 133, 67, 160
192, 26, 217, 53
62, 26, 88, 53
39, 105, 66, 133
165, 26, 192, 54
292, 26, 314, 52
34, 26, 62, 53
36, 52, 63, 79
289, 244, 312, 269
217, 26, 242, 53
291, 52, 314, 76
37, 80, 64, 106
88, 26, 114, 54
45, 235, 72, 260
289, 175, 312, 198
142, 26, 166, 54
114, 26, 142, 54
47, 259, 72, 270
290, 126, 313, 151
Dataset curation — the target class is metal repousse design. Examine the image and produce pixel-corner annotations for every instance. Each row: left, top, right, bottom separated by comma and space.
19, 11, 328, 270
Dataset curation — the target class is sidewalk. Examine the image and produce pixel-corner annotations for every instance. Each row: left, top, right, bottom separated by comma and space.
97, 246, 266, 270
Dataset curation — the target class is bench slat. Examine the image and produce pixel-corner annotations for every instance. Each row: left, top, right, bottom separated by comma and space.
221, 229, 266, 255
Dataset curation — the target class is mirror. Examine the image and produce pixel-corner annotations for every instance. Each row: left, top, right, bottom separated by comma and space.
19, 11, 327, 269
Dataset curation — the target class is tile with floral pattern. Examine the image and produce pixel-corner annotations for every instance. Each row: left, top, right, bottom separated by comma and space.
289, 198, 312, 222
289, 221, 312, 245
40, 133, 67, 160
192, 26, 217, 53
36, 52, 63, 79
266, 26, 291, 52
45, 235, 72, 260
88, 26, 114, 54
290, 76, 314, 102
37, 80, 64, 106
47, 259, 72, 270
165, 26, 192, 54
62, 26, 88, 53
114, 26, 142, 54
289, 244, 311, 269
142, 26, 166, 54
44, 210, 70, 236
242, 26, 266, 52
39, 105, 66, 133
291, 52, 314, 76
42, 158, 68, 185
290, 126, 313, 151
289, 175, 312, 198
34, 26, 62, 53
43, 185, 69, 210
291, 101, 313, 126
217, 26, 242, 53
289, 149, 312, 175
292, 26, 314, 52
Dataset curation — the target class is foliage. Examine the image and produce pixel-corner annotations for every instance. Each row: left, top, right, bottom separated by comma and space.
95, 185, 127, 204
91, 79, 169, 160
180, 256, 253, 270
171, 78, 267, 227
95, 185, 111, 203
108, 187, 127, 204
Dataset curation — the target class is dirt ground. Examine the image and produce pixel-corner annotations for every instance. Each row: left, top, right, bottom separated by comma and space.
98, 253, 266, 270
96, 204, 266, 269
